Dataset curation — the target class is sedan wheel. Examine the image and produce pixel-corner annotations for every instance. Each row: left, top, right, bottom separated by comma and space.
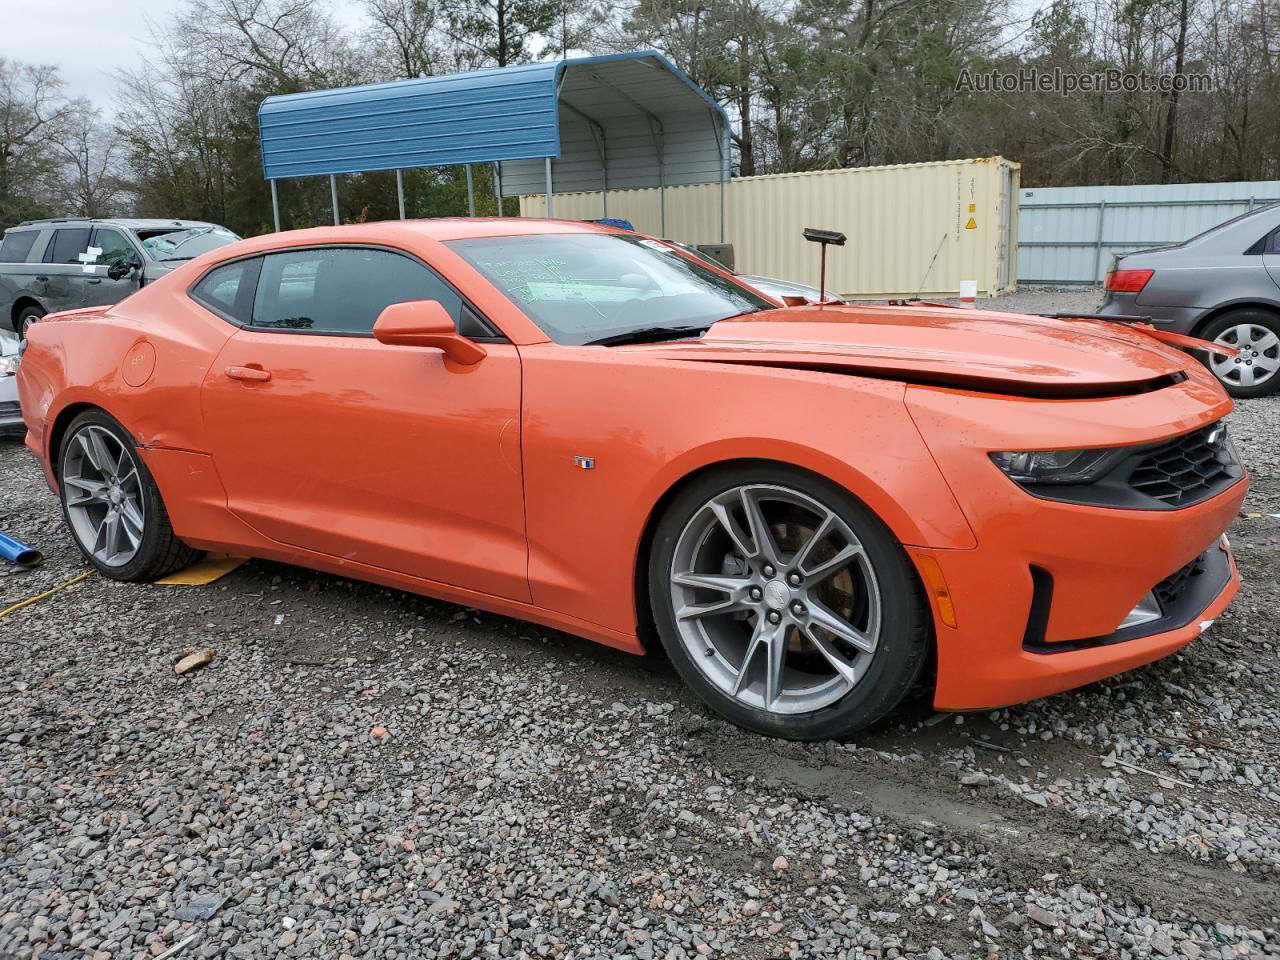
63, 424, 147, 567
58, 411, 201, 580
1203, 311, 1280, 397
649, 466, 930, 740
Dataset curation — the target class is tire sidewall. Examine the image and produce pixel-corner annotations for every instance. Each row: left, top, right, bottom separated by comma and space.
1200, 309, 1280, 398
18, 305, 44, 339
57, 410, 171, 579
647, 463, 930, 741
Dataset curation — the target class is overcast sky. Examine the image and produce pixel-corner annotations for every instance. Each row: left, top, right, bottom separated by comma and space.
1, 0, 367, 112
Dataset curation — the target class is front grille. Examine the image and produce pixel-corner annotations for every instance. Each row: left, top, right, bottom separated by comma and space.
1127, 424, 1238, 507
1153, 553, 1206, 608
0, 400, 20, 419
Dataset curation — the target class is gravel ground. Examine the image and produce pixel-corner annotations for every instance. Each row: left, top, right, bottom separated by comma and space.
2, 293, 1279, 959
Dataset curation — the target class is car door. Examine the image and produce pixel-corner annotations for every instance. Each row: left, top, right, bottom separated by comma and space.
199, 245, 529, 602
39, 227, 93, 312
80, 227, 142, 307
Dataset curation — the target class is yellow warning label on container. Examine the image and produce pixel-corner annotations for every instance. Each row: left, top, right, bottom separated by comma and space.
965, 217, 978, 230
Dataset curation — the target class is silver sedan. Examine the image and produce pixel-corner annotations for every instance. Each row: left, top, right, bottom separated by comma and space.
1097, 203, 1280, 397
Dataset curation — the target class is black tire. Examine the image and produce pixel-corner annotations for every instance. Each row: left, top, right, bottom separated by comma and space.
647, 463, 931, 741
16, 303, 44, 339
1198, 308, 1280, 398
57, 409, 201, 581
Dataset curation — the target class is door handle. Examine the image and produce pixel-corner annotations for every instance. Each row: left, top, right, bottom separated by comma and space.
87, 278, 102, 284
36, 276, 48, 282
224, 365, 272, 382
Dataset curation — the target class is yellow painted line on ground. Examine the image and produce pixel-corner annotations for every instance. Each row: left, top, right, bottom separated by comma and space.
154, 554, 248, 586
0, 571, 93, 619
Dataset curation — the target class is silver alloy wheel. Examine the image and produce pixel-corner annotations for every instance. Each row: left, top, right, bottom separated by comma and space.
668, 483, 882, 715
63, 425, 146, 567
1211, 323, 1280, 388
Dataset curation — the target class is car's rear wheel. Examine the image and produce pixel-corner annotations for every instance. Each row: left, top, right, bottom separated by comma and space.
16, 304, 44, 339
648, 464, 931, 740
1203, 309, 1280, 397
58, 410, 201, 581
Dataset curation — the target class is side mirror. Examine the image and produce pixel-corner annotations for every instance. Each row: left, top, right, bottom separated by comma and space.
373, 300, 486, 365
107, 259, 136, 281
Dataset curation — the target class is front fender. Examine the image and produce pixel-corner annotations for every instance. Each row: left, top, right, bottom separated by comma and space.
519, 345, 976, 638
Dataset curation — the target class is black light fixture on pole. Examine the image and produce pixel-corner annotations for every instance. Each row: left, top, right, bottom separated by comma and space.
803, 227, 847, 303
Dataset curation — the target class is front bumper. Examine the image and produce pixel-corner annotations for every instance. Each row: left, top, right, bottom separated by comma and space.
914, 536, 1238, 710
0, 396, 22, 438
905, 369, 1245, 711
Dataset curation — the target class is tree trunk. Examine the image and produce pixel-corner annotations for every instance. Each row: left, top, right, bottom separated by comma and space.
496, 0, 509, 67
736, 36, 755, 176
1160, 0, 1190, 182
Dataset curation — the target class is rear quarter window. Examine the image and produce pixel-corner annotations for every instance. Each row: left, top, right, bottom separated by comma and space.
0, 231, 39, 263
191, 259, 261, 324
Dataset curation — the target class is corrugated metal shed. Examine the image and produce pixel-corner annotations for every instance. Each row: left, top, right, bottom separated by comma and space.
258, 51, 728, 195
520, 158, 1020, 300
1018, 181, 1280, 284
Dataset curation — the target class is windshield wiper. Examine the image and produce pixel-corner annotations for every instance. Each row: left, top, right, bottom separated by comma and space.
584, 324, 711, 347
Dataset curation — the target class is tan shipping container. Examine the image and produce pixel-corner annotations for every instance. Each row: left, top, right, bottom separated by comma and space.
519, 157, 1019, 300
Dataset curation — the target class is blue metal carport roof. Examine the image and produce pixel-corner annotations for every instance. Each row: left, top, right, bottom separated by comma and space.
258, 51, 730, 193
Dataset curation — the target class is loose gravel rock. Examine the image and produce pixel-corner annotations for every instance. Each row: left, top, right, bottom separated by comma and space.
2, 297, 1279, 958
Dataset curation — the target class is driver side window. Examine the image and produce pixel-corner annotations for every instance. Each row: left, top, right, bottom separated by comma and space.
250, 247, 464, 336
91, 228, 136, 266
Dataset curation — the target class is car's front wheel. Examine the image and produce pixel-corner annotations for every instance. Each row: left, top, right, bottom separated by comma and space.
58, 410, 200, 581
1203, 309, 1280, 398
648, 464, 931, 740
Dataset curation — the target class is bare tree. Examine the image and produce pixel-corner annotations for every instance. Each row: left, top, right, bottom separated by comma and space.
0, 59, 77, 227
48, 104, 127, 217
180, 0, 361, 90
363, 0, 444, 78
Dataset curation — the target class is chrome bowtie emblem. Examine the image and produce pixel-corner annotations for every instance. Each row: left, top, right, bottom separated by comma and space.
764, 580, 790, 611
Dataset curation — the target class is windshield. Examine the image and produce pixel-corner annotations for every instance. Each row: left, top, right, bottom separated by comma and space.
447, 233, 773, 345
138, 225, 240, 262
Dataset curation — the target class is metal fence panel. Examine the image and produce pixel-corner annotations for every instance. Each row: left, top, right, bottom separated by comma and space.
1017, 181, 1280, 285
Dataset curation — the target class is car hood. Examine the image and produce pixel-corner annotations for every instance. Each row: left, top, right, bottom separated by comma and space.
627, 303, 1194, 396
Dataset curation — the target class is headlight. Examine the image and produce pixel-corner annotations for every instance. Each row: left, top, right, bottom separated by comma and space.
0, 355, 18, 377
989, 448, 1125, 485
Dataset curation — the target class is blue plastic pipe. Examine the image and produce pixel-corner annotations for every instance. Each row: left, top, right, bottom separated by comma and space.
0, 532, 42, 568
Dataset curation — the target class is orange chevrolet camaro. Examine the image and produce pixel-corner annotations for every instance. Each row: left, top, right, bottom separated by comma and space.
16, 219, 1248, 739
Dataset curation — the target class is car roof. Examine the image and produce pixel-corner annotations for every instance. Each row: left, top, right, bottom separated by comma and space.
197, 218, 616, 258
8, 218, 219, 232
370, 217, 614, 241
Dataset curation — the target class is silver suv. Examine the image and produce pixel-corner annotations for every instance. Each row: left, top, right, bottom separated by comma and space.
0, 217, 240, 337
